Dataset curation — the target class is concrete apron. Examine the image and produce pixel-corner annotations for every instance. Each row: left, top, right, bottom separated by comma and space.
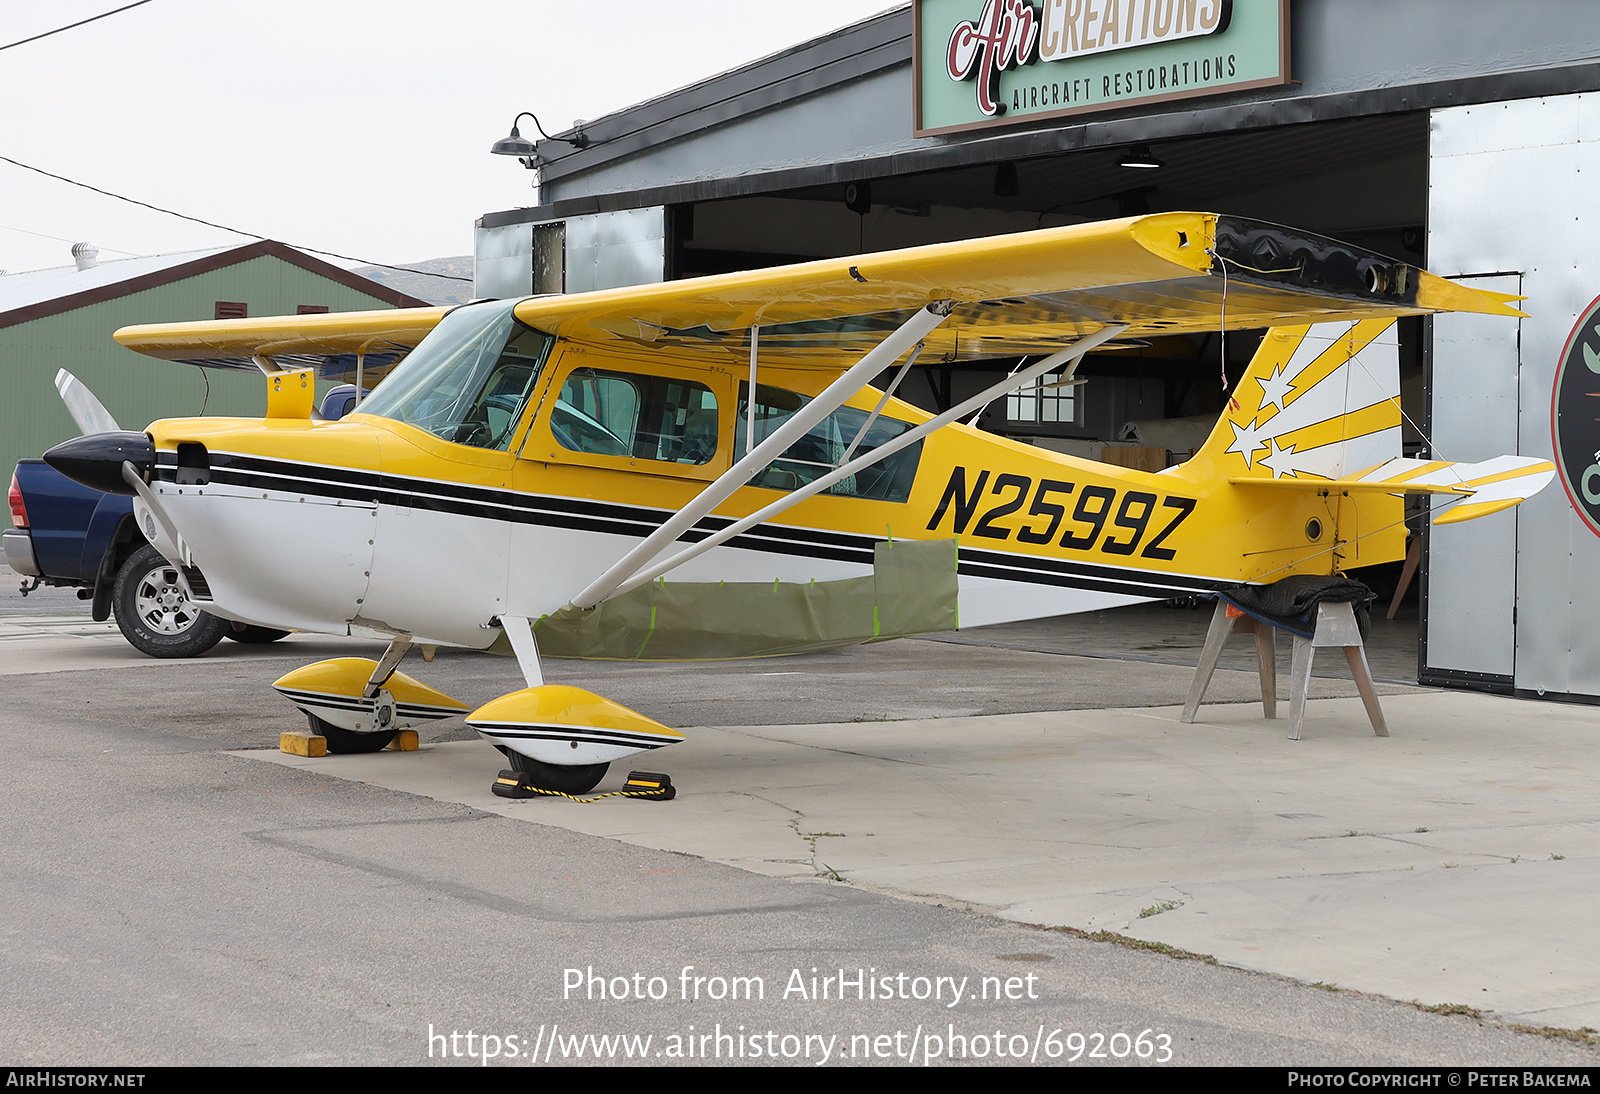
247, 689, 1600, 1031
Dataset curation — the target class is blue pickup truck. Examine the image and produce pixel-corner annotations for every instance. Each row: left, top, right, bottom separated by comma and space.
3, 385, 364, 657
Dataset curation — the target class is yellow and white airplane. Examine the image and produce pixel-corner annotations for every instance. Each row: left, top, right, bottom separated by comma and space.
45, 213, 1554, 793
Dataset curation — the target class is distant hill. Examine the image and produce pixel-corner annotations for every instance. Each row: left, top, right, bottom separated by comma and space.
354, 255, 473, 305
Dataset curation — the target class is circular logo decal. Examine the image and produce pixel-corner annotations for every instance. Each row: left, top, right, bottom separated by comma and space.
1553, 293, 1600, 538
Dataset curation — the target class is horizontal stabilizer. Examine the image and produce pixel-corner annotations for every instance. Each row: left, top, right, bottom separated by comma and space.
1230, 455, 1556, 523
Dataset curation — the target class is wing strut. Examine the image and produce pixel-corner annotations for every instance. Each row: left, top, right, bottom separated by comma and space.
569, 300, 957, 610
839, 341, 922, 467
609, 323, 1129, 597
746, 324, 759, 452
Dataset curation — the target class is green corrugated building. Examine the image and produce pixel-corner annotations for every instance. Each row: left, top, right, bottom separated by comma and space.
0, 240, 426, 478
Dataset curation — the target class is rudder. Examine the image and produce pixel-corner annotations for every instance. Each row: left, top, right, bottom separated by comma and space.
1191, 319, 1401, 480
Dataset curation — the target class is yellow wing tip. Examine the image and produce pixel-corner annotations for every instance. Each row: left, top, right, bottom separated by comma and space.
1416, 271, 1528, 318
1434, 497, 1522, 525
113, 306, 453, 360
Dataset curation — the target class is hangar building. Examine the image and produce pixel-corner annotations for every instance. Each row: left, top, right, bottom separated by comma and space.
0, 240, 425, 485
475, 0, 1600, 704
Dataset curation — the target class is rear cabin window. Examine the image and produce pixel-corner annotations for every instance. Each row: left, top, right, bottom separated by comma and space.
735, 382, 922, 503
553, 368, 719, 465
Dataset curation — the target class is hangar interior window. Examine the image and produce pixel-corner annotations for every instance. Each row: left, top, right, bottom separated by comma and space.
735, 382, 921, 503
1006, 373, 1079, 425
553, 368, 719, 465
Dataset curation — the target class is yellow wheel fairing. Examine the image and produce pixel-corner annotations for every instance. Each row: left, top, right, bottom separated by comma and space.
468, 685, 685, 767
272, 658, 469, 733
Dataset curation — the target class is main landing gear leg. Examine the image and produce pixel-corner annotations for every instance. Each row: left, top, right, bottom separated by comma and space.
499, 615, 542, 687
364, 635, 414, 698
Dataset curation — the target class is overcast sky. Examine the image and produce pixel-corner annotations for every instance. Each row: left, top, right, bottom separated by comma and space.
0, 0, 901, 274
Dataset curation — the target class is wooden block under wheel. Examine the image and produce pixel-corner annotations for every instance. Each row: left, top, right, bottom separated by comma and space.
280, 731, 327, 757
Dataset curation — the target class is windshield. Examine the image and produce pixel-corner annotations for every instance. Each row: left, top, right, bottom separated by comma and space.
358, 300, 553, 451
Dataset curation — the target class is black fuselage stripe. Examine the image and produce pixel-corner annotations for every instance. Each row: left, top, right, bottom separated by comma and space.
958, 547, 1222, 593
170, 452, 1221, 597
957, 562, 1203, 599
195, 452, 877, 549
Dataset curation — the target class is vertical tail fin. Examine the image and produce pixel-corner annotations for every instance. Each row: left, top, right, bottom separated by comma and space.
1192, 319, 1401, 480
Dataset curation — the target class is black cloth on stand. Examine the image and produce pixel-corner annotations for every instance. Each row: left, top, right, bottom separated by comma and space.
1213, 575, 1375, 640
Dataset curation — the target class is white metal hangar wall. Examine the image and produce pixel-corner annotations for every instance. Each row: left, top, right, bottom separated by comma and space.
477, 1, 1600, 703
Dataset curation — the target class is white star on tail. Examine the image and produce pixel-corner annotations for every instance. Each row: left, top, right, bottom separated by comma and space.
1226, 418, 1268, 467
1257, 366, 1296, 412
1261, 438, 1300, 479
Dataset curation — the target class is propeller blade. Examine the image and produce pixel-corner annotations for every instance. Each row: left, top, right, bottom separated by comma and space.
54, 369, 120, 435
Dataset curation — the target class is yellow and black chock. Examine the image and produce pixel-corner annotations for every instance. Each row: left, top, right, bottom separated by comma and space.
492, 769, 676, 803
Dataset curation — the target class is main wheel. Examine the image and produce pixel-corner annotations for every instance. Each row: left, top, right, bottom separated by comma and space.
225, 624, 291, 643
502, 749, 608, 795
309, 713, 397, 754
112, 545, 229, 659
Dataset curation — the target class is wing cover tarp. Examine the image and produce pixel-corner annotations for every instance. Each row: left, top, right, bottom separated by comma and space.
524, 537, 958, 660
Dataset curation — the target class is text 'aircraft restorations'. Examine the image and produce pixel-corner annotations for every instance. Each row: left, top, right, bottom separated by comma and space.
45, 213, 1554, 793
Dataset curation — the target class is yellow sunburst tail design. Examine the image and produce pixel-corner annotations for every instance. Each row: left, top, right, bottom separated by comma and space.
467, 685, 686, 768
273, 657, 469, 733
1172, 320, 1409, 573
1198, 319, 1403, 481
1181, 319, 1555, 569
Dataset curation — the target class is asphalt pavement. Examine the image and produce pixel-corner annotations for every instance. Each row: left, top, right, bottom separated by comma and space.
2, 588, 1596, 1066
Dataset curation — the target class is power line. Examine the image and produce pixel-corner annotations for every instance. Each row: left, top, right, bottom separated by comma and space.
0, 153, 472, 282
0, 1, 157, 54
0, 220, 138, 256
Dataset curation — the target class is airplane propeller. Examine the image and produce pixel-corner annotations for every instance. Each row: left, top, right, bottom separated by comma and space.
54, 369, 121, 435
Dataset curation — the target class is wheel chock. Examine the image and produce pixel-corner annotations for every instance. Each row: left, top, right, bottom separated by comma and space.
623, 771, 676, 801
492, 768, 539, 799
385, 730, 420, 752
490, 768, 677, 803
280, 731, 327, 757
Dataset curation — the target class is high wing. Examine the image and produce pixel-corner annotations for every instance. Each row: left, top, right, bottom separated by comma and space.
113, 305, 452, 384
507, 212, 1519, 365
113, 213, 1521, 374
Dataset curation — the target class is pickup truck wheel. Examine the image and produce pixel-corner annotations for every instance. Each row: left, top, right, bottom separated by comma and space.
112, 545, 229, 658
225, 624, 290, 643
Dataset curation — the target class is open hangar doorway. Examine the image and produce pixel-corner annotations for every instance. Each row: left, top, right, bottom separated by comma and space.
667, 113, 1432, 634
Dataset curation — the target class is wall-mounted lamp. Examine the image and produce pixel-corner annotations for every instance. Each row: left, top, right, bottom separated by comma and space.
844, 181, 873, 215
1118, 145, 1163, 169
491, 112, 591, 163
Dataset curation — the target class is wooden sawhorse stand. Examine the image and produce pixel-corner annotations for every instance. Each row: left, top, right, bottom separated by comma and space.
1180, 599, 1389, 741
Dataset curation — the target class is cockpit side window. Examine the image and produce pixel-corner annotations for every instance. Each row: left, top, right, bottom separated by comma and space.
357, 300, 553, 451
552, 368, 719, 465
735, 382, 922, 503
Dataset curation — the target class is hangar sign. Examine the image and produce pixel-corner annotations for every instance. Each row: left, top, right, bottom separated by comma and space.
913, 0, 1290, 136
1553, 296, 1600, 540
